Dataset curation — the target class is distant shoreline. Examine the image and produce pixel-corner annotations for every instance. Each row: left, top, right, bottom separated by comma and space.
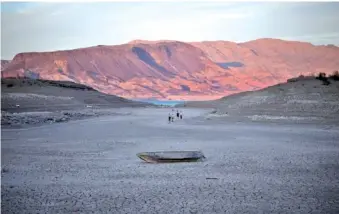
132, 99, 185, 107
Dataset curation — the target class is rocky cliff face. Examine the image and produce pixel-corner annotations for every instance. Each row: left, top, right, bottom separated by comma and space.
2, 39, 339, 100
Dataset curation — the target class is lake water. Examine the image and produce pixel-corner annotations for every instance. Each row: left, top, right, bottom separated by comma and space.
134, 100, 185, 107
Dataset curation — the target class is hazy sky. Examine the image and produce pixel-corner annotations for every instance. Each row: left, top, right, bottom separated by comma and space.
1, 1, 339, 59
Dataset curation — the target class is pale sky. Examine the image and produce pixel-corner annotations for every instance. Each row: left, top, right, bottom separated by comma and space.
1, 1, 339, 60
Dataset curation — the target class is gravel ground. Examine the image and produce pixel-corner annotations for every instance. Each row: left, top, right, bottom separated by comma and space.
1, 108, 137, 128
1, 108, 339, 214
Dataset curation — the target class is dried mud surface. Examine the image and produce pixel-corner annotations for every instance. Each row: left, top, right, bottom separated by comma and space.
2, 108, 339, 214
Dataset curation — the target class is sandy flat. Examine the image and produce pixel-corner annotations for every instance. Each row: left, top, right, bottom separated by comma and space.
1, 108, 339, 213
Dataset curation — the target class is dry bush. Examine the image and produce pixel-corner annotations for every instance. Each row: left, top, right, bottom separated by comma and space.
329, 70, 339, 81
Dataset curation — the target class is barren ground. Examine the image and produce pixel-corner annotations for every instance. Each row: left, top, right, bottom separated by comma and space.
2, 107, 339, 214
183, 78, 339, 126
1, 78, 151, 128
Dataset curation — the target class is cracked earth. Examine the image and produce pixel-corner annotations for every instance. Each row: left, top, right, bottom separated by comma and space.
2, 108, 339, 213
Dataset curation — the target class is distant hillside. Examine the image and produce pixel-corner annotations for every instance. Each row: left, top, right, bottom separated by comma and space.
1, 78, 149, 113
2, 38, 339, 100
184, 73, 339, 124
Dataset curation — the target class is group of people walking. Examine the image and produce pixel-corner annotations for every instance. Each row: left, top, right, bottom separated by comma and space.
168, 109, 183, 123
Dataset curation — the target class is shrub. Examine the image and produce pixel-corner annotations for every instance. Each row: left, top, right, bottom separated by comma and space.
316, 72, 331, 85
329, 70, 339, 81
316, 72, 327, 80
287, 74, 306, 82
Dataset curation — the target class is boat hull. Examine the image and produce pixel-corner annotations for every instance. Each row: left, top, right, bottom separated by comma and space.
137, 151, 205, 163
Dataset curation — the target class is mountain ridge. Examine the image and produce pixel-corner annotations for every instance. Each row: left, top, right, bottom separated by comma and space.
2, 38, 339, 100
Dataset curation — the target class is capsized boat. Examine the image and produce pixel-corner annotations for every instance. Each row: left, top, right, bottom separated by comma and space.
137, 150, 206, 163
